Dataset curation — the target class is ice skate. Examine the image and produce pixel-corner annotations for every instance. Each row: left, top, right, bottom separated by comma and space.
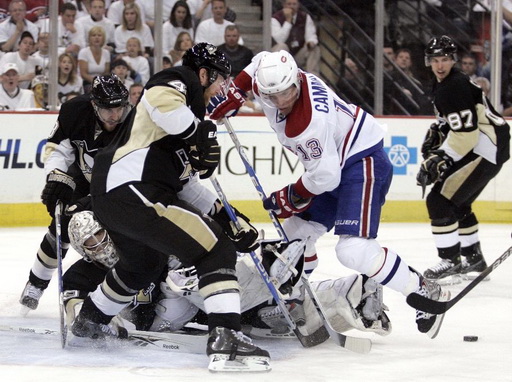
71, 314, 128, 340
19, 281, 45, 315
423, 258, 462, 285
207, 327, 271, 372
415, 278, 450, 339
461, 243, 489, 281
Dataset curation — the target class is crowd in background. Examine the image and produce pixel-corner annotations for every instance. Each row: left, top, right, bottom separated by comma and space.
0, 0, 508, 115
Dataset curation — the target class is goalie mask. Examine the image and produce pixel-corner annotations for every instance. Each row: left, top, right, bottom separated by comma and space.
68, 211, 119, 268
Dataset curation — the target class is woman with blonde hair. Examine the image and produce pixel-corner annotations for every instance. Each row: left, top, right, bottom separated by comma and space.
114, 2, 154, 57
58, 53, 84, 104
78, 26, 110, 93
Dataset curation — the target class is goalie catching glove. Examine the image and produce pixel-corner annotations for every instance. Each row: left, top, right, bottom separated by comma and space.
416, 150, 453, 187
185, 120, 220, 179
41, 169, 76, 216
209, 200, 259, 252
263, 183, 313, 218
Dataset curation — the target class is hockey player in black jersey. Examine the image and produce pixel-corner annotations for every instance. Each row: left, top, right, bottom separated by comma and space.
418, 35, 510, 284
19, 75, 131, 313
74, 43, 270, 371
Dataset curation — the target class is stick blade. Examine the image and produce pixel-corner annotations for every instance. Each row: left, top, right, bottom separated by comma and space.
406, 292, 449, 315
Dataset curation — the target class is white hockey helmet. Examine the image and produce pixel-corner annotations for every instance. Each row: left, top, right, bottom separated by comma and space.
68, 211, 119, 268
256, 50, 300, 96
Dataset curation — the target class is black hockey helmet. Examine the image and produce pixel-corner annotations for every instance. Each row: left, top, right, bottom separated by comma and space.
91, 74, 129, 108
182, 42, 231, 87
424, 35, 457, 66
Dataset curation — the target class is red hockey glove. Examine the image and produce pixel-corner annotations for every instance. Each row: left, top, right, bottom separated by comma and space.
263, 184, 313, 219
207, 85, 246, 120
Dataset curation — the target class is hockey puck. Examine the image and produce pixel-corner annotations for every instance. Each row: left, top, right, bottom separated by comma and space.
463, 336, 478, 342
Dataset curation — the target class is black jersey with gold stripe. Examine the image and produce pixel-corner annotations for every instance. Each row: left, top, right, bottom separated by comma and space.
432, 68, 510, 166
91, 66, 205, 196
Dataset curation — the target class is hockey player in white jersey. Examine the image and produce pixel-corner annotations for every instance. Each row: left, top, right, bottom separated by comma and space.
208, 50, 448, 339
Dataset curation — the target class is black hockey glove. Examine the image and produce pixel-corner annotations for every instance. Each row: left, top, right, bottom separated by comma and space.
41, 169, 76, 216
185, 120, 220, 179
209, 201, 259, 253
416, 150, 453, 187
65, 195, 92, 215
421, 123, 445, 159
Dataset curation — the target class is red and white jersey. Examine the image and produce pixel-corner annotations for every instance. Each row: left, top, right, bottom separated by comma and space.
236, 52, 386, 196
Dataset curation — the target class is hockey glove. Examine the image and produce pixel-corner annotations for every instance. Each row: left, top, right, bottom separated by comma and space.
209, 201, 259, 252
65, 195, 92, 215
41, 169, 76, 216
416, 150, 454, 187
207, 85, 246, 120
421, 123, 445, 159
186, 120, 220, 178
263, 184, 313, 219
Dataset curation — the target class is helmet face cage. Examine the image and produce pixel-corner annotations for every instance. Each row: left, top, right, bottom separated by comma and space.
424, 35, 458, 66
256, 51, 301, 108
68, 211, 119, 268
182, 43, 231, 89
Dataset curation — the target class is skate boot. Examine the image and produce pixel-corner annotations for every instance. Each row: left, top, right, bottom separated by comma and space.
415, 277, 450, 339
207, 326, 271, 372
71, 313, 128, 340
461, 243, 489, 280
423, 256, 462, 285
19, 278, 48, 312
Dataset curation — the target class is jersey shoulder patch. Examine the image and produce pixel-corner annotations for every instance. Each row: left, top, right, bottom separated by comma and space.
167, 80, 187, 95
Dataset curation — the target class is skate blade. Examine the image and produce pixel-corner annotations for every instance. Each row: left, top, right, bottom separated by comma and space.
245, 326, 296, 339
432, 274, 462, 286
208, 354, 271, 372
426, 290, 451, 339
461, 273, 490, 281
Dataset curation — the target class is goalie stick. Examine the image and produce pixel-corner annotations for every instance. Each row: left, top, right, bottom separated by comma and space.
0, 324, 207, 353
55, 200, 67, 348
220, 118, 372, 354
210, 176, 328, 348
407, 245, 512, 314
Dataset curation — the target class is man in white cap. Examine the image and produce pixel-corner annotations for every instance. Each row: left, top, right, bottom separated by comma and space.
0, 62, 35, 110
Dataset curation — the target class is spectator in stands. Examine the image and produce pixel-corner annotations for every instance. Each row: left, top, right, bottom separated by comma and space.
111, 58, 134, 89
0, 62, 35, 110
459, 53, 479, 80
390, 48, 430, 115
195, 0, 243, 47
139, 0, 175, 32
162, 54, 172, 69
337, 57, 373, 110
78, 26, 110, 93
114, 2, 153, 56
474, 76, 491, 96
57, 52, 84, 104
39, 2, 85, 57
68, 0, 92, 19
107, 0, 145, 26
0, 0, 39, 53
383, 45, 395, 73
0, 31, 43, 89
31, 74, 48, 109
76, 0, 116, 50
218, 25, 253, 77
121, 37, 150, 85
163, 1, 195, 56
25, 0, 65, 26
170, 31, 194, 67
32, 31, 49, 76
271, 0, 320, 75
0, 0, 9, 23
128, 82, 143, 105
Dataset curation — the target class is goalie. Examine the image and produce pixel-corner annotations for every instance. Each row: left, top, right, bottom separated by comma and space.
64, 209, 391, 341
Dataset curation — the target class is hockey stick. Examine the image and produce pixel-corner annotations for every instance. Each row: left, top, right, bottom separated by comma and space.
210, 176, 328, 348
0, 324, 206, 353
221, 118, 372, 354
407, 245, 512, 314
55, 200, 67, 348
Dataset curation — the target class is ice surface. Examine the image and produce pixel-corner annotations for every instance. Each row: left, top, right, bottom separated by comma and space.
1, 223, 511, 382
